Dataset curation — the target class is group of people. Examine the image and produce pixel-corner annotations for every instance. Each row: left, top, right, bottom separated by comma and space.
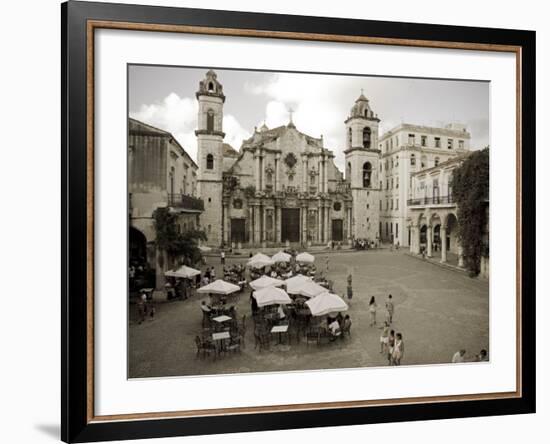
223, 263, 245, 284
325, 313, 352, 340
367, 294, 404, 365
353, 238, 377, 250
452, 348, 489, 363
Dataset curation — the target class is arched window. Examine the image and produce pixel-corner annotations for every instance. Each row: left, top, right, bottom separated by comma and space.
348, 128, 352, 147
410, 154, 416, 166
363, 127, 372, 148
434, 157, 440, 167
362, 162, 372, 188
208, 82, 214, 92
206, 153, 214, 170
206, 109, 214, 132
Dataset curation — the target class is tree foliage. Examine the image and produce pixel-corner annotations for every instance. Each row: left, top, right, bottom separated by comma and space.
451, 148, 489, 276
152, 207, 207, 267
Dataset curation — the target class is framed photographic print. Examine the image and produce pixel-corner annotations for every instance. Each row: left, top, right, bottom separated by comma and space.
61, 1, 536, 442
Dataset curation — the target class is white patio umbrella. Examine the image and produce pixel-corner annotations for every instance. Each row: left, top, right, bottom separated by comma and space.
248, 253, 271, 263
306, 292, 349, 317
271, 251, 291, 263
296, 281, 327, 298
284, 274, 312, 294
196, 279, 240, 295
296, 252, 315, 263
246, 257, 274, 268
253, 286, 292, 308
249, 275, 284, 291
165, 265, 201, 279
198, 245, 212, 252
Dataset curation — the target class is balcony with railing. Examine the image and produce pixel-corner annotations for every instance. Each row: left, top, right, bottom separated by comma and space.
407, 195, 455, 206
168, 194, 204, 211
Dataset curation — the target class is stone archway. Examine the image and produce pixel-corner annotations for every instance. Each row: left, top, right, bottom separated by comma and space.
441, 212, 460, 266
129, 226, 147, 266
428, 213, 442, 258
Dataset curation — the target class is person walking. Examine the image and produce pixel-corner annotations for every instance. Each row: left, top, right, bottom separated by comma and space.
387, 330, 396, 365
379, 321, 390, 354
392, 333, 404, 365
368, 296, 378, 326
220, 250, 225, 266
385, 294, 395, 324
325, 256, 330, 273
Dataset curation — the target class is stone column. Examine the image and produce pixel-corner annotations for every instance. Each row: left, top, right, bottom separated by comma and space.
262, 205, 267, 248
302, 154, 308, 192
324, 205, 330, 243
254, 205, 261, 245
320, 158, 325, 193
323, 157, 328, 193
458, 244, 465, 268
275, 154, 280, 192
319, 206, 324, 243
248, 206, 254, 244
302, 205, 308, 245
276, 205, 282, 243
348, 208, 354, 241
254, 152, 261, 191
427, 224, 433, 257
440, 225, 447, 263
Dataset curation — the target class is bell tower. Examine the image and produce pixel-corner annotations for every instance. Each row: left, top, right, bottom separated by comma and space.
196, 69, 225, 246
344, 91, 381, 241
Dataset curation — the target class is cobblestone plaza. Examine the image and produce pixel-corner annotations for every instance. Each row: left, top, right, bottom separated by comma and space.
128, 250, 489, 378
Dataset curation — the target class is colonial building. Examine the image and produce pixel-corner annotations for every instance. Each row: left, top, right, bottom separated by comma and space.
128, 118, 203, 283
407, 153, 489, 277
377, 123, 470, 247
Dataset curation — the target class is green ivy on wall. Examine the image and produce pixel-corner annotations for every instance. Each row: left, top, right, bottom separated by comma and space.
451, 147, 489, 276
152, 207, 207, 267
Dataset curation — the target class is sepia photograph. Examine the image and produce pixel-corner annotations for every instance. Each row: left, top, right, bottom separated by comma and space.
127, 65, 490, 379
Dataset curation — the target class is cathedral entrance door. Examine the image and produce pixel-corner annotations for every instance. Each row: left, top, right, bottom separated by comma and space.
281, 208, 300, 243
332, 219, 343, 242
230, 218, 246, 244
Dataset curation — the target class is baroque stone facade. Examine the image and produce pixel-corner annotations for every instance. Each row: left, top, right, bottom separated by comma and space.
195, 70, 474, 249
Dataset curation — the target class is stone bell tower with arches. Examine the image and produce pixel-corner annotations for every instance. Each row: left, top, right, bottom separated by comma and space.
196, 69, 225, 246
344, 91, 381, 241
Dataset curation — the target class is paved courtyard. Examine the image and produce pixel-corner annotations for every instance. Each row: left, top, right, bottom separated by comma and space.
128, 250, 489, 378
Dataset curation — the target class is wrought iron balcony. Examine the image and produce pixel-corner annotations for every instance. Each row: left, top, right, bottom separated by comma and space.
168, 194, 204, 211
407, 195, 455, 206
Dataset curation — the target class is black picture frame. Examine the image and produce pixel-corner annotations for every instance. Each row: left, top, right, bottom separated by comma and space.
61, 1, 536, 442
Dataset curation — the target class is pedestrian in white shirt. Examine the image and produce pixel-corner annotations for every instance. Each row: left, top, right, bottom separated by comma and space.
452, 349, 466, 363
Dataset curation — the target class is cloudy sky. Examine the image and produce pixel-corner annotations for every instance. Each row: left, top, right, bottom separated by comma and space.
129, 65, 489, 168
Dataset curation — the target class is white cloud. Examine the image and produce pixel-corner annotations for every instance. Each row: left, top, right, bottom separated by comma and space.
223, 115, 251, 150
247, 73, 359, 168
130, 92, 250, 161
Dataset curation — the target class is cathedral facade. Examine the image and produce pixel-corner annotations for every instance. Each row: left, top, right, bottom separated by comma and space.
196, 69, 470, 248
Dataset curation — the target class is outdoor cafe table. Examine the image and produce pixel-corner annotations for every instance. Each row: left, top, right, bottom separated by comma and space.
212, 315, 232, 323
212, 331, 231, 354
270, 324, 290, 345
